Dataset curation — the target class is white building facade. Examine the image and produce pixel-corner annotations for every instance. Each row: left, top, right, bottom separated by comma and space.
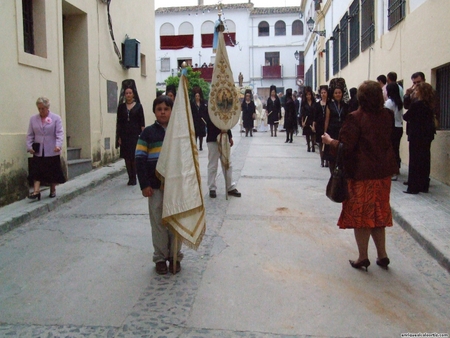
155, 3, 306, 101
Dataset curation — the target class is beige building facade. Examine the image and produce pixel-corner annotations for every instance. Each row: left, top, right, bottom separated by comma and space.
0, 0, 155, 206
302, 0, 450, 185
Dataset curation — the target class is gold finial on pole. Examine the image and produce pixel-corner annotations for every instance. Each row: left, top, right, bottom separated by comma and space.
217, 2, 225, 32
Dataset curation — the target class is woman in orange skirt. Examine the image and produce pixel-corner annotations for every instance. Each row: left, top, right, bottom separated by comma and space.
322, 81, 398, 271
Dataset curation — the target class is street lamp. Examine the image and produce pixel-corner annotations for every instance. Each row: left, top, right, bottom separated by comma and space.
294, 50, 299, 60
307, 17, 326, 37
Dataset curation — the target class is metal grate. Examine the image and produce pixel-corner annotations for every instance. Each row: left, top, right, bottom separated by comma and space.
349, 0, 360, 61
361, 0, 375, 52
340, 13, 349, 70
388, 0, 406, 30
332, 27, 340, 75
22, 0, 34, 54
436, 64, 450, 130
305, 65, 313, 87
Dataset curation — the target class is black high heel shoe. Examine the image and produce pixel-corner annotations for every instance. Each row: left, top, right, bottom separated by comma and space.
349, 259, 370, 271
376, 257, 390, 269
28, 192, 41, 201
49, 191, 56, 198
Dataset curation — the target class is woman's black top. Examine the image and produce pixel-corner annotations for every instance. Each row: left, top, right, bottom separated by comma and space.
266, 97, 281, 125
327, 100, 348, 139
190, 99, 208, 138
116, 102, 145, 158
242, 100, 256, 129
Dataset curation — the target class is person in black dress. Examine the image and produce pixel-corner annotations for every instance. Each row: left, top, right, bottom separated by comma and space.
313, 85, 329, 166
348, 87, 359, 113
403, 82, 436, 194
300, 86, 315, 151
242, 89, 256, 137
190, 87, 208, 150
116, 81, 145, 185
284, 88, 297, 143
266, 85, 281, 137
324, 85, 349, 173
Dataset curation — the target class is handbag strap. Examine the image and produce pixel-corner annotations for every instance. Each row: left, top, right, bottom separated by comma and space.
335, 142, 344, 168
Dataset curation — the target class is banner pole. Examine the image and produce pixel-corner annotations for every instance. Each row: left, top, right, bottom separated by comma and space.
173, 234, 178, 274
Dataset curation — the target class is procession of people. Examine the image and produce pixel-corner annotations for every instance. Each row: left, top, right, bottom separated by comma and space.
26, 69, 437, 275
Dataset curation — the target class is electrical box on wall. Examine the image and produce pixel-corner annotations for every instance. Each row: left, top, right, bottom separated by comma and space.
122, 38, 140, 68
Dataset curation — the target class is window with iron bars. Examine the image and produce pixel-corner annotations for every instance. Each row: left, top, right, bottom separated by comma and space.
22, 0, 34, 54
388, 0, 406, 30
349, 0, 360, 62
332, 27, 340, 75
436, 63, 450, 130
340, 14, 349, 70
361, 0, 375, 52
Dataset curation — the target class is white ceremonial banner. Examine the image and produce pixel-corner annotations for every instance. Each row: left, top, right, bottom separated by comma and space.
156, 76, 206, 250
208, 31, 240, 170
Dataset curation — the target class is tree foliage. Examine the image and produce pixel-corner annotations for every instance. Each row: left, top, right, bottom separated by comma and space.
164, 67, 210, 101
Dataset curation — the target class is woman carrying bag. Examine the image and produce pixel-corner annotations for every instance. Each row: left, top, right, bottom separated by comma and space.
322, 81, 398, 271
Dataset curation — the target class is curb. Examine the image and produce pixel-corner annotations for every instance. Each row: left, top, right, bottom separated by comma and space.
0, 163, 127, 236
392, 208, 450, 273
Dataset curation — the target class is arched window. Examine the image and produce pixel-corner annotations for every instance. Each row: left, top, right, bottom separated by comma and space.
275, 20, 286, 36
160, 22, 193, 50
258, 21, 269, 36
179, 22, 194, 35
292, 20, 304, 35
223, 19, 237, 46
201, 21, 215, 34
201, 20, 236, 48
160, 23, 175, 36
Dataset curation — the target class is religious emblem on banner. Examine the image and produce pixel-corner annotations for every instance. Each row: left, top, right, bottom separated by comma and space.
208, 32, 240, 131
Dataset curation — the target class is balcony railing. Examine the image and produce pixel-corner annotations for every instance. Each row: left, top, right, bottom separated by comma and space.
262, 65, 282, 79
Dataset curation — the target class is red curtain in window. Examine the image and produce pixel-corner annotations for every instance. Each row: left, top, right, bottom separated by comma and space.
201, 33, 236, 48
160, 35, 194, 50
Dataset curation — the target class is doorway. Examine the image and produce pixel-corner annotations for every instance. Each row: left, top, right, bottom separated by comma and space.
62, 1, 90, 160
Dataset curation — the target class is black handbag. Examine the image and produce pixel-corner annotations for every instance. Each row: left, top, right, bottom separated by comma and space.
326, 142, 349, 203
32, 142, 40, 153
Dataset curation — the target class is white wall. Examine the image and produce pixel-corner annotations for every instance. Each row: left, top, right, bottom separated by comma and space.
155, 6, 306, 96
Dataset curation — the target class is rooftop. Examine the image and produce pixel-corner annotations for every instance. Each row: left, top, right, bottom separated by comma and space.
156, 3, 301, 15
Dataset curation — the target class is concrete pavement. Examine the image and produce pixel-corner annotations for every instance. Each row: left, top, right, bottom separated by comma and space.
1, 127, 449, 273
0, 126, 449, 337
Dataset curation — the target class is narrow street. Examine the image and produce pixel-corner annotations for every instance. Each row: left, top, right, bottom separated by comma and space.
1, 128, 449, 337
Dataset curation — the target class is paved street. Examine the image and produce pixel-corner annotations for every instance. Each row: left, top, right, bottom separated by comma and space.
1, 127, 450, 337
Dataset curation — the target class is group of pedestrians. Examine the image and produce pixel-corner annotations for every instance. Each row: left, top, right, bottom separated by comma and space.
25, 70, 438, 276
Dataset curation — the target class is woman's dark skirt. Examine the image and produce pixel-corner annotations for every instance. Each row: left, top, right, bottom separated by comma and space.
28, 155, 66, 186
120, 135, 139, 159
